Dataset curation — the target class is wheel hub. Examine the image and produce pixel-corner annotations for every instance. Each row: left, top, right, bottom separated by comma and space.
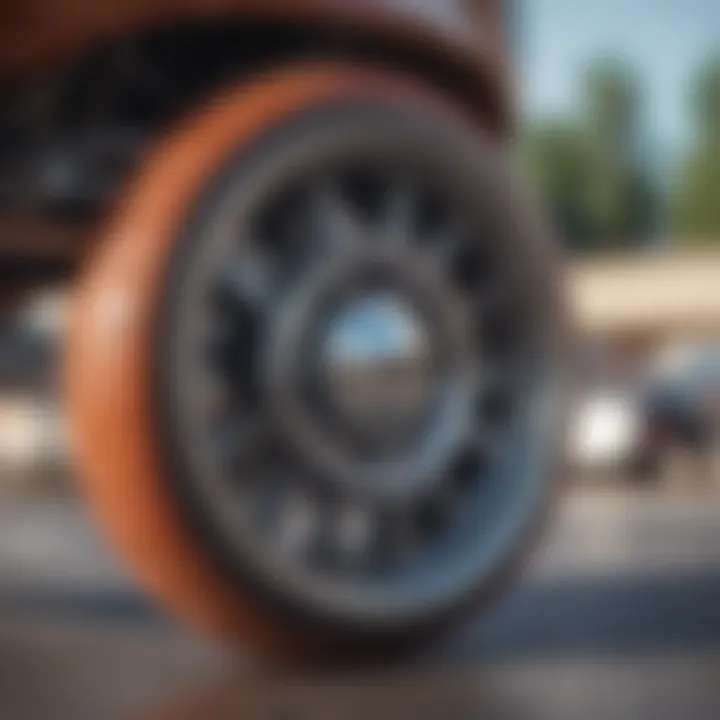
320, 291, 434, 442
264, 246, 478, 500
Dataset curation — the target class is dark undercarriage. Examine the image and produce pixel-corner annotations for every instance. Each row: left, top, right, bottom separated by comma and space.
0, 21, 501, 296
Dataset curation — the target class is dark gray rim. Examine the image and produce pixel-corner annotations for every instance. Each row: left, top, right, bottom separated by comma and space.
156, 102, 563, 630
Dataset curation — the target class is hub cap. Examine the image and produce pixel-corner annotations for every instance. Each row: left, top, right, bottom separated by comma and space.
322, 292, 432, 435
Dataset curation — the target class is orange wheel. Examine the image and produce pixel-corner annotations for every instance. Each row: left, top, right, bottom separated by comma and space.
66, 63, 566, 658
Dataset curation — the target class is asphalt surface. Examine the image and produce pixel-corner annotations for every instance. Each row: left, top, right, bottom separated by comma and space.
1, 483, 719, 720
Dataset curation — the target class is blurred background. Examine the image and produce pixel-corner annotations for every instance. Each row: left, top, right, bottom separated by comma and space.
2, 0, 720, 718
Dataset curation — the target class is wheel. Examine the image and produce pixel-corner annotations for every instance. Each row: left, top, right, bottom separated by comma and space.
67, 63, 566, 658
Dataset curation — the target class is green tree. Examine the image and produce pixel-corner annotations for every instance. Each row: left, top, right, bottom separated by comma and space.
521, 59, 656, 252
671, 57, 720, 239
583, 61, 641, 161
583, 61, 656, 241
520, 120, 598, 252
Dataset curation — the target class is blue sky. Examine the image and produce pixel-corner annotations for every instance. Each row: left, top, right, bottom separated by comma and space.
520, 0, 720, 150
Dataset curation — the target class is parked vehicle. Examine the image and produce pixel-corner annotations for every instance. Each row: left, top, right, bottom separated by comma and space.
0, 0, 566, 657
632, 346, 720, 480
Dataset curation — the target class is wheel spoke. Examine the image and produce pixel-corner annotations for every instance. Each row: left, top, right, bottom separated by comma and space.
216, 255, 274, 313
473, 382, 516, 456
417, 492, 453, 538
422, 222, 482, 290
248, 473, 289, 535
382, 183, 416, 247
376, 504, 418, 567
276, 488, 318, 557
212, 416, 268, 473
477, 358, 516, 392
423, 224, 457, 265
309, 180, 365, 253
483, 354, 534, 401
334, 500, 376, 567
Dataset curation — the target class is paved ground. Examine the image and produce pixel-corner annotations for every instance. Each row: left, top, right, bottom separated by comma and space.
1, 484, 719, 719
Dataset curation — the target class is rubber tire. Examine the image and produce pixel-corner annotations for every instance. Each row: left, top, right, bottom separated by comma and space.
66, 63, 565, 660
